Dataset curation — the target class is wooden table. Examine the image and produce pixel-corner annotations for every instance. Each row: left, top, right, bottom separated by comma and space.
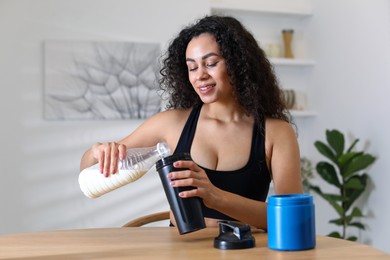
0, 227, 389, 259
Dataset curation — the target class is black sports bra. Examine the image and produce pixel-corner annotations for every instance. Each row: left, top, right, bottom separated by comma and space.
173, 104, 271, 220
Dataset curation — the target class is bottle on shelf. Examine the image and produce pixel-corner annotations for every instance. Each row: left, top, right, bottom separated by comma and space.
282, 29, 294, 58
79, 142, 170, 198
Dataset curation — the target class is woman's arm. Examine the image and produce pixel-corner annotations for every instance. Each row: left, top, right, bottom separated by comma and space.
266, 119, 303, 195
79, 109, 189, 175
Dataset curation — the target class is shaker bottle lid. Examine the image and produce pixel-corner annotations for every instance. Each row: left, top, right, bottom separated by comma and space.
214, 221, 255, 250
155, 153, 191, 170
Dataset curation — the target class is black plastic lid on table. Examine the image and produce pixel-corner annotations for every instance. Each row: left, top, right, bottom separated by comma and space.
214, 221, 256, 250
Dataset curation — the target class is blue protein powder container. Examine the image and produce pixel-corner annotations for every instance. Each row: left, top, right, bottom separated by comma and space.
267, 194, 316, 251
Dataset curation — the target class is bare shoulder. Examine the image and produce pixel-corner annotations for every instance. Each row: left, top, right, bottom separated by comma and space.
265, 118, 297, 140
119, 108, 192, 148
264, 118, 299, 158
149, 108, 191, 127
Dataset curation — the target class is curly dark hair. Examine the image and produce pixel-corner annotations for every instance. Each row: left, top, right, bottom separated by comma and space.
159, 15, 291, 125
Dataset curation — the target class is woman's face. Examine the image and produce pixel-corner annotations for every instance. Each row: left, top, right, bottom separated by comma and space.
185, 33, 234, 104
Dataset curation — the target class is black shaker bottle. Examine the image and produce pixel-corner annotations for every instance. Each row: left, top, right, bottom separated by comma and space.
156, 153, 206, 234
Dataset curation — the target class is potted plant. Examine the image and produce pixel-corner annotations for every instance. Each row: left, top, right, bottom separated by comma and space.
309, 129, 376, 241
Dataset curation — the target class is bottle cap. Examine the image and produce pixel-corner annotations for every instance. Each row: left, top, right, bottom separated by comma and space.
156, 142, 171, 158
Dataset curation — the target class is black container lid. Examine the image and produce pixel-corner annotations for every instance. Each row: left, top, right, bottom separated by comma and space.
155, 153, 191, 170
214, 221, 256, 250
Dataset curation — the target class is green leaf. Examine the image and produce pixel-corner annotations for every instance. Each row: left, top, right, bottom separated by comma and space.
309, 185, 323, 195
342, 154, 376, 178
329, 218, 344, 226
349, 222, 365, 230
347, 236, 358, 241
339, 151, 363, 169
344, 174, 368, 211
328, 231, 342, 238
314, 141, 338, 165
310, 185, 344, 216
344, 207, 363, 226
347, 207, 363, 218
344, 176, 364, 190
346, 138, 359, 153
326, 194, 346, 202
310, 185, 345, 200
326, 129, 345, 157
316, 162, 341, 187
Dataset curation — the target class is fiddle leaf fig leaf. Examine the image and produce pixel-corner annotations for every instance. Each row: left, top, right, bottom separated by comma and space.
345, 207, 363, 225
326, 129, 344, 157
344, 174, 368, 211
346, 138, 359, 153
328, 231, 342, 238
348, 207, 363, 218
308, 184, 327, 196
343, 154, 376, 178
329, 218, 344, 226
310, 185, 345, 201
310, 185, 343, 216
344, 176, 364, 190
316, 162, 341, 187
349, 222, 365, 230
347, 236, 358, 241
339, 151, 363, 169
314, 141, 338, 164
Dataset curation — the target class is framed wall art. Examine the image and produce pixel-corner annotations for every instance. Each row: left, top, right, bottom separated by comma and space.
43, 40, 162, 120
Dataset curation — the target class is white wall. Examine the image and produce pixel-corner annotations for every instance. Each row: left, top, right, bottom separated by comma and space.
0, 0, 209, 233
1, 0, 390, 255
298, 0, 390, 254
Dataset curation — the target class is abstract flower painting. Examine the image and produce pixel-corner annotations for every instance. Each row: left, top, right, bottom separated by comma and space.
44, 40, 162, 120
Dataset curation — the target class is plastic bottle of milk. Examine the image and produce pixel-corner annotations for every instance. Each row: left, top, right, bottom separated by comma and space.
79, 142, 170, 198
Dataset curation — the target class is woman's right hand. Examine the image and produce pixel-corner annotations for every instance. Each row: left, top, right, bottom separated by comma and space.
91, 142, 127, 177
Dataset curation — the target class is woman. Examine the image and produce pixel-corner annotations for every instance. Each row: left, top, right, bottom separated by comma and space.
80, 15, 303, 230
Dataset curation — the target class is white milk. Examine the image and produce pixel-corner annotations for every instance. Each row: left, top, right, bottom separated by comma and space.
78, 164, 148, 198
78, 142, 170, 198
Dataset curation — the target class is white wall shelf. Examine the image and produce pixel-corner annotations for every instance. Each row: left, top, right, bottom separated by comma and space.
270, 58, 315, 67
209, 0, 316, 118
289, 110, 317, 118
210, 0, 313, 17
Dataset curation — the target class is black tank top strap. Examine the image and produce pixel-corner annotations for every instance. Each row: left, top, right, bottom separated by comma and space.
173, 104, 202, 154
253, 120, 267, 171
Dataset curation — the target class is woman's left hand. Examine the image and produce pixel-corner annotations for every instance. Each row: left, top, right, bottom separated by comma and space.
167, 160, 220, 209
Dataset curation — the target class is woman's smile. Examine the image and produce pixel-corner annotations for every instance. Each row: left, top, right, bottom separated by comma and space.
198, 84, 215, 94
